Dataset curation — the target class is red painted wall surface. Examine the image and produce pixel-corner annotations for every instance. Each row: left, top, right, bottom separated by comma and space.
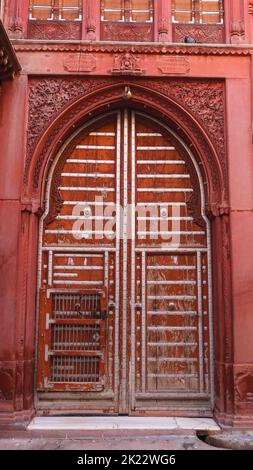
0, 0, 253, 428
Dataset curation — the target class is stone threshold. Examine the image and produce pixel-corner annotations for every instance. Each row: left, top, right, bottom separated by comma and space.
28, 417, 220, 432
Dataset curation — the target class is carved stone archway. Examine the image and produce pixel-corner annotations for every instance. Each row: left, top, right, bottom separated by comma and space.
20, 78, 234, 425
24, 79, 227, 211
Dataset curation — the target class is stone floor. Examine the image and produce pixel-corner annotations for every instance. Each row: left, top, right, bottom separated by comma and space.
0, 432, 220, 451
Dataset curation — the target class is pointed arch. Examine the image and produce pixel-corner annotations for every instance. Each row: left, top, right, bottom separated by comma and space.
23, 80, 227, 219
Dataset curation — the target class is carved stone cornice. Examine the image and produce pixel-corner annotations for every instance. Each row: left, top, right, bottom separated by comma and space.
0, 20, 21, 81
12, 42, 252, 57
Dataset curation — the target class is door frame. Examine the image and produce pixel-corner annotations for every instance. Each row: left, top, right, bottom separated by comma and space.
34, 109, 214, 415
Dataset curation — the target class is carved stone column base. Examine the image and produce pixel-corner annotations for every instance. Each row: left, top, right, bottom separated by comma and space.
214, 410, 253, 429
0, 410, 35, 430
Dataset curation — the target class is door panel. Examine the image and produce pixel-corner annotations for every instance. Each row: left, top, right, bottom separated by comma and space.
36, 110, 213, 415
37, 116, 120, 412
131, 113, 212, 413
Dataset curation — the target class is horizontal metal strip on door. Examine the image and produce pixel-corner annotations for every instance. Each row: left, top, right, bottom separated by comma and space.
59, 187, 114, 191
147, 280, 196, 285
53, 281, 104, 286
138, 231, 205, 236
54, 254, 104, 258
61, 173, 115, 178
137, 174, 190, 178
137, 146, 175, 150
42, 247, 116, 252
76, 145, 115, 149
46, 350, 103, 358
46, 230, 114, 235
148, 358, 198, 362
137, 202, 186, 206
147, 342, 197, 346
63, 201, 116, 206
54, 266, 104, 270
137, 133, 162, 137
48, 319, 103, 326
56, 216, 115, 220
136, 248, 207, 252
137, 188, 193, 192
89, 132, 115, 136
147, 326, 197, 331
147, 374, 198, 378
137, 160, 185, 164
137, 217, 193, 221
67, 159, 115, 164
147, 311, 197, 316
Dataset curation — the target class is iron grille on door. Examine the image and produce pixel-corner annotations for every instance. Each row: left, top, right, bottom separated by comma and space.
38, 289, 107, 391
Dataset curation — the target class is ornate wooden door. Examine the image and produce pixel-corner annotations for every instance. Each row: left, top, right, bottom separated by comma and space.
37, 110, 213, 415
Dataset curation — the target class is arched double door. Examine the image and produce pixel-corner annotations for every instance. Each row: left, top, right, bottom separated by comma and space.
36, 110, 213, 416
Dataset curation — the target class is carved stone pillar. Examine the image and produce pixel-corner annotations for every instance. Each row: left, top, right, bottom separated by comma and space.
206, 207, 235, 427
83, 0, 100, 41
7, 0, 29, 39
228, 0, 246, 44
249, 0, 253, 42
157, 0, 172, 42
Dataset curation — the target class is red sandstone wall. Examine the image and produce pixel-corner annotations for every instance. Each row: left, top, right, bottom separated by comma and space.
0, 0, 253, 428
